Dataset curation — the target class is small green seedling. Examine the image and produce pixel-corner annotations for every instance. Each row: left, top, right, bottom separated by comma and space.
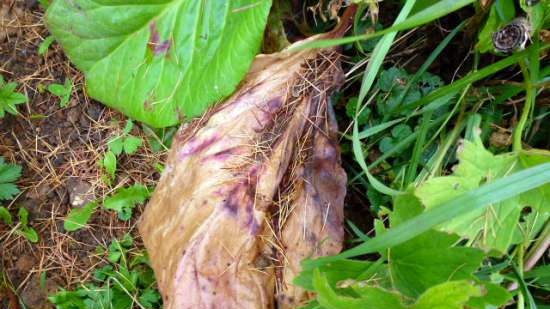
49, 234, 162, 309
108, 120, 143, 156
103, 184, 151, 221
0, 157, 22, 201
0, 206, 39, 243
38, 36, 55, 55
100, 151, 117, 186
47, 79, 73, 108
100, 120, 143, 186
0, 75, 27, 118
64, 183, 150, 231
63, 201, 98, 232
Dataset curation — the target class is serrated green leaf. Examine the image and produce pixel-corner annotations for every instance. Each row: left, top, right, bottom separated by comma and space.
0, 183, 21, 200
107, 138, 124, 156
0, 158, 22, 183
304, 162, 550, 268
386, 193, 485, 298
46, 0, 272, 127
139, 288, 161, 308
103, 184, 150, 221
0, 206, 13, 225
64, 201, 98, 232
0, 76, 27, 118
415, 139, 541, 253
123, 136, 143, 155
412, 280, 482, 309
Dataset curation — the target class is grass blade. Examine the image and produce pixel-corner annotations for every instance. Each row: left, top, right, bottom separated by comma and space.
397, 45, 550, 113
304, 162, 550, 267
351, 0, 417, 196
290, 0, 474, 51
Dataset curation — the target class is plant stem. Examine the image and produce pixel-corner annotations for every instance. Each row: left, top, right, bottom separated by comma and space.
517, 243, 525, 309
524, 220, 550, 272
513, 60, 534, 152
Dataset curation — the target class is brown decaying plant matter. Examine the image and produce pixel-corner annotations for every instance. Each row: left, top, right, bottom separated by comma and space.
139, 7, 356, 309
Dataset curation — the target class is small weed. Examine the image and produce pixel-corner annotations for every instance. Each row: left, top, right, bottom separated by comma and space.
47, 79, 73, 108
0, 75, 27, 118
63, 201, 98, 232
100, 151, 117, 186
0, 157, 22, 201
108, 121, 143, 156
64, 184, 151, 231
0, 206, 39, 243
103, 184, 150, 221
38, 36, 55, 55
49, 234, 162, 309
100, 120, 144, 186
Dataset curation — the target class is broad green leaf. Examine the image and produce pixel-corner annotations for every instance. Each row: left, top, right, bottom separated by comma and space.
412, 280, 482, 309
123, 136, 143, 155
47, 83, 67, 97
0, 206, 12, 225
388, 238, 484, 298
103, 184, 150, 220
46, 0, 272, 127
312, 269, 406, 309
107, 234, 134, 263
64, 201, 99, 232
467, 282, 511, 309
518, 149, 550, 212
416, 140, 550, 253
303, 162, 550, 267
107, 138, 125, 156
386, 193, 485, 297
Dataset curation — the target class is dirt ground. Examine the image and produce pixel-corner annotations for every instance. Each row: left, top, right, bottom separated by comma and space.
0, 1, 165, 308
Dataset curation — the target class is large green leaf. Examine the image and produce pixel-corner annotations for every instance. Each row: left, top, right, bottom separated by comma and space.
46, 0, 272, 127
416, 139, 550, 254
384, 193, 485, 298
